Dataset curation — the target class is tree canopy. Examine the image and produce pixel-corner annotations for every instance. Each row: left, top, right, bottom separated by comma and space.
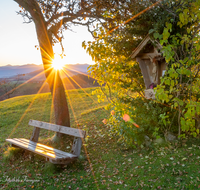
86, 0, 200, 145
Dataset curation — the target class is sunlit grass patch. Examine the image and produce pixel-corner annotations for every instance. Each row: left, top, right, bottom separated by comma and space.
81, 105, 106, 116
0, 87, 200, 189
3, 146, 24, 162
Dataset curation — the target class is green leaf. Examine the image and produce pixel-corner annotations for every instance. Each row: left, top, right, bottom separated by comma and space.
179, 13, 184, 24
171, 80, 174, 87
185, 69, 191, 76
149, 29, 155, 34
193, 132, 197, 137
165, 79, 170, 85
163, 28, 170, 40
153, 32, 160, 39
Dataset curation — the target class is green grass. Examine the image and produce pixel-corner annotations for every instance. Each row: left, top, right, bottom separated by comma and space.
0, 87, 200, 189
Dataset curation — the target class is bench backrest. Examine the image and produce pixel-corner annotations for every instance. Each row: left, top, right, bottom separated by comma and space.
29, 120, 85, 138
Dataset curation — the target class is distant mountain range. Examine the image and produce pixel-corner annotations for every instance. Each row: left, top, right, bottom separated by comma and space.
0, 64, 90, 78
0, 63, 99, 101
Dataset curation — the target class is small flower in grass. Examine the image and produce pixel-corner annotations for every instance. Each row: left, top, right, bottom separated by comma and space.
123, 114, 130, 122
102, 119, 107, 124
111, 110, 115, 116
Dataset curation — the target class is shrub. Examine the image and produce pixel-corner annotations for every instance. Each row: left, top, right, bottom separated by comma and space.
104, 96, 177, 147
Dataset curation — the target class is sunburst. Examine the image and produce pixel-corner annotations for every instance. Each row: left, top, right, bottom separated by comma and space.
52, 54, 65, 70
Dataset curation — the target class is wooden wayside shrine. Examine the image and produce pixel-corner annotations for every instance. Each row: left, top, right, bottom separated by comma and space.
6, 120, 86, 164
131, 35, 167, 99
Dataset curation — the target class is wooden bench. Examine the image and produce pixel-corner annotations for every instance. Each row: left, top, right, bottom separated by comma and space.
6, 119, 86, 164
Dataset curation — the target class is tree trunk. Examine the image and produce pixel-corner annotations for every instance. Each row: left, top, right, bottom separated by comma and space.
34, 15, 71, 129
13, 0, 70, 130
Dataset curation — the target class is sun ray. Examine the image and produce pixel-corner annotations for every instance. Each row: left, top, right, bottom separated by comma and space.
7, 68, 55, 139
59, 71, 99, 188
60, 69, 98, 104
60, 69, 108, 123
0, 66, 53, 100
99, 0, 163, 39
62, 65, 104, 83
60, 71, 87, 107
59, 68, 113, 188
60, 71, 106, 128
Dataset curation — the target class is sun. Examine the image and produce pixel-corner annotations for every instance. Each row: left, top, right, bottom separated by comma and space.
52, 54, 65, 70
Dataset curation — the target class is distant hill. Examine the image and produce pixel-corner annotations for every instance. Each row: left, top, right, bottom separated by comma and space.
0, 72, 99, 101
20, 64, 89, 82
0, 63, 99, 101
0, 63, 90, 78
0, 64, 43, 78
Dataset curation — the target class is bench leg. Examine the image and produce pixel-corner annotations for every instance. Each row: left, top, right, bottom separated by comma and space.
71, 137, 82, 157
30, 127, 40, 142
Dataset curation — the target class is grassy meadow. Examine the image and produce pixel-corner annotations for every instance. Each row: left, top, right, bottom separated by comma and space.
0, 87, 200, 189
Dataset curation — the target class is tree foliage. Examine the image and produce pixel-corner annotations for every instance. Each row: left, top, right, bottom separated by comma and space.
155, 0, 200, 138
86, 0, 200, 146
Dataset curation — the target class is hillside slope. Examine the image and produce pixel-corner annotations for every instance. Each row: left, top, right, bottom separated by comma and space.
0, 73, 99, 101
0, 87, 108, 145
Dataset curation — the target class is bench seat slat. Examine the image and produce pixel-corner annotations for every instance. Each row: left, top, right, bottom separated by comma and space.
15, 138, 68, 158
6, 138, 77, 161
29, 120, 85, 138
19, 138, 77, 159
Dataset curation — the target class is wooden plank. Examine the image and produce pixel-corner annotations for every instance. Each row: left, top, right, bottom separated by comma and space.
29, 120, 86, 138
72, 137, 83, 157
17, 138, 68, 158
19, 138, 77, 159
30, 127, 40, 142
137, 53, 162, 60
131, 35, 151, 59
6, 138, 77, 161
9, 138, 64, 159
136, 58, 151, 89
131, 34, 163, 59
6, 138, 59, 160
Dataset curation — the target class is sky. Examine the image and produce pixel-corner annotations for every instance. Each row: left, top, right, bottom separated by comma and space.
0, 1, 95, 66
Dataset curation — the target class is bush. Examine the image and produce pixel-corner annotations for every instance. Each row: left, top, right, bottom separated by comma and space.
105, 96, 178, 147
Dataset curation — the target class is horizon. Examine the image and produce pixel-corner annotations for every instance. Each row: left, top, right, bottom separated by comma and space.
0, 63, 92, 67
0, 62, 91, 79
